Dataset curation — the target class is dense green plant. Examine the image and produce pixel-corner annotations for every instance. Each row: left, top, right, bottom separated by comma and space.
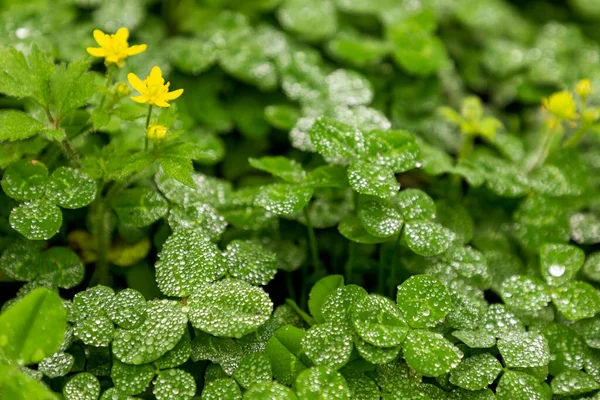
2, 0, 600, 399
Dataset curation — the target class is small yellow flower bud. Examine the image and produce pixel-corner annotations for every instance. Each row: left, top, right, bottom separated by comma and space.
542, 91, 578, 121
582, 108, 599, 125
147, 124, 168, 141
114, 82, 130, 97
576, 79, 592, 99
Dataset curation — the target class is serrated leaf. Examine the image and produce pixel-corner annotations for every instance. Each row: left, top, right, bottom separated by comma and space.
188, 279, 273, 338
50, 59, 96, 116
500, 275, 551, 312
301, 322, 353, 370
359, 199, 402, 238
403, 220, 452, 256
111, 358, 154, 395
403, 330, 463, 377
158, 154, 194, 188
449, 353, 502, 390
153, 369, 196, 400
308, 275, 344, 324
396, 275, 452, 328
0, 288, 66, 365
63, 373, 100, 400
106, 289, 147, 330
249, 156, 306, 183
0, 110, 47, 142
551, 281, 600, 321
497, 332, 550, 368
348, 161, 398, 199
201, 378, 241, 400
295, 366, 351, 399
155, 229, 226, 297
111, 187, 169, 228
233, 353, 272, 390
351, 294, 408, 347
254, 183, 313, 215
45, 167, 97, 209
112, 300, 188, 365
1, 160, 48, 201
9, 199, 62, 240
225, 240, 277, 286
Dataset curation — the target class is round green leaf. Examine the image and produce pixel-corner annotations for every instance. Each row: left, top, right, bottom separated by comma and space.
168, 203, 227, 239
63, 373, 100, 400
154, 369, 196, 400
543, 324, 588, 376
326, 69, 373, 106
99, 388, 129, 400
244, 381, 298, 400
155, 228, 226, 297
308, 275, 345, 324
338, 215, 389, 244
403, 220, 452, 256
111, 358, 155, 395
38, 352, 74, 378
201, 378, 241, 400
341, 369, 381, 400
72, 285, 115, 318
1, 159, 48, 201
0, 239, 43, 281
393, 189, 436, 221
37, 247, 85, 289
570, 212, 600, 245
277, 0, 337, 41
347, 161, 399, 199
351, 294, 408, 347
496, 371, 548, 400
249, 156, 306, 183
301, 322, 353, 370
540, 243, 585, 287
583, 252, 600, 282
403, 330, 463, 377
551, 281, 600, 321
451, 330, 496, 349
154, 333, 192, 370
449, 353, 502, 390
10, 199, 62, 240
354, 337, 400, 365
74, 314, 114, 347
500, 275, 550, 312
573, 316, 600, 349
497, 332, 550, 368
358, 199, 403, 238
106, 288, 147, 330
46, 167, 97, 209
187, 279, 273, 338
225, 240, 277, 286
233, 353, 272, 390
111, 187, 169, 228
254, 183, 313, 215
396, 274, 452, 328
112, 300, 188, 365
551, 369, 600, 395
482, 304, 525, 338
322, 284, 368, 325
295, 366, 351, 400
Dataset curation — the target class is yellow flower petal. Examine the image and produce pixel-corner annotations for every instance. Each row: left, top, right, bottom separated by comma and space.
127, 44, 147, 56
164, 88, 183, 101
131, 95, 149, 104
115, 27, 129, 41
154, 99, 171, 107
86, 47, 106, 57
148, 66, 164, 86
127, 73, 147, 94
93, 29, 107, 46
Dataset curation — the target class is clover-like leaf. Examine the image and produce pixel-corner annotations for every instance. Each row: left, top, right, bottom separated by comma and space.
63, 373, 100, 400
351, 294, 408, 347
551, 281, 600, 321
295, 366, 351, 400
570, 212, 600, 245
358, 199, 403, 238
74, 313, 114, 347
153, 369, 196, 400
111, 187, 169, 228
233, 353, 272, 390
544, 324, 588, 375
396, 274, 452, 328
45, 167, 96, 209
496, 371, 548, 400
573, 316, 600, 349
322, 284, 368, 326
583, 252, 600, 282
254, 183, 313, 215
1, 159, 48, 201
482, 304, 525, 338
451, 330, 496, 348
9, 199, 62, 240
403, 330, 463, 377
201, 378, 241, 400
106, 288, 147, 330
403, 220, 452, 256
188, 279, 273, 338
354, 337, 400, 365
348, 161, 398, 199
500, 275, 551, 312
393, 189, 436, 221
449, 353, 502, 390
111, 358, 155, 395
72, 285, 114, 318
551, 369, 600, 395
497, 332, 550, 368
304, 165, 349, 188
225, 240, 277, 286
112, 300, 188, 365
191, 332, 243, 375
155, 228, 225, 297
0, 239, 43, 281
168, 203, 227, 239
38, 352, 74, 378
540, 243, 584, 287
338, 215, 388, 244
308, 275, 344, 324
154, 333, 192, 370
265, 325, 309, 385
513, 195, 570, 251
37, 247, 84, 289
301, 322, 353, 370
249, 156, 306, 183
244, 381, 298, 400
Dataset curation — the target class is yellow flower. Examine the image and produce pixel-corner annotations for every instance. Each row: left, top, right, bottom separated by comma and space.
576, 79, 592, 99
86, 28, 147, 67
147, 124, 168, 141
542, 91, 578, 121
127, 66, 183, 108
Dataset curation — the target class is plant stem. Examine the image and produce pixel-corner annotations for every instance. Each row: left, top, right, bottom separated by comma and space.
388, 231, 402, 297
144, 105, 153, 151
303, 207, 320, 274
563, 125, 588, 149
61, 140, 81, 168
99, 65, 115, 108
525, 128, 555, 173
90, 199, 112, 286
346, 241, 355, 284
377, 244, 385, 294
457, 135, 474, 161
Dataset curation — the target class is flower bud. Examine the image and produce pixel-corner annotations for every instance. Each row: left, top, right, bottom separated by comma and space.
542, 91, 578, 121
576, 79, 592, 99
113, 82, 130, 97
147, 124, 168, 141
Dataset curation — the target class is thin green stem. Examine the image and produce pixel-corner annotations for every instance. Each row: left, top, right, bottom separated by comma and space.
346, 241, 355, 284
303, 207, 320, 274
525, 128, 555, 173
377, 244, 385, 295
563, 125, 589, 149
60, 140, 81, 168
457, 135, 474, 161
144, 105, 153, 151
90, 199, 112, 286
388, 233, 402, 297
99, 65, 115, 108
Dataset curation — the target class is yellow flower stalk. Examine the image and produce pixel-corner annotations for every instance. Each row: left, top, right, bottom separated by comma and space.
127, 66, 183, 108
86, 28, 147, 67
147, 124, 168, 141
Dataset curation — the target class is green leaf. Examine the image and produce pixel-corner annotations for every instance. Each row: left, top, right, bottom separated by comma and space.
50, 58, 96, 116
327, 31, 390, 67
158, 154, 194, 188
225, 240, 277, 286
351, 294, 408, 347
201, 378, 241, 400
249, 156, 306, 183
403, 330, 463, 377
551, 369, 600, 395
72, 285, 115, 318
153, 369, 196, 400
0, 288, 66, 365
0, 46, 54, 106
393, 189, 436, 221
265, 105, 301, 131
496, 371, 549, 400
154, 333, 192, 370
265, 325, 309, 385
1, 160, 48, 201
295, 366, 351, 399
435, 200, 474, 245
74, 314, 114, 347
308, 275, 344, 324
233, 353, 272, 390
37, 247, 85, 289
364, 129, 421, 173
111, 358, 154, 395
187, 279, 273, 338
0, 239, 43, 281
500, 275, 551, 312
112, 300, 188, 365
155, 228, 225, 297
0, 111, 47, 142
309, 117, 365, 159
326, 69, 373, 106
583, 252, 600, 282
254, 183, 313, 215
540, 243, 584, 287
191, 332, 243, 375
106, 288, 147, 330
168, 203, 226, 239
359, 199, 403, 238
167, 37, 218, 75
10, 199, 62, 240
277, 0, 337, 41
497, 332, 550, 368
451, 330, 496, 348
45, 167, 97, 209
388, 22, 448, 76
322, 284, 368, 326
338, 215, 389, 244
570, 212, 600, 245
403, 220, 452, 256
483, 304, 525, 338
301, 322, 353, 370
513, 195, 570, 251
111, 187, 169, 228
449, 353, 502, 390
244, 381, 298, 400
38, 352, 74, 378
0, 364, 58, 400
63, 372, 100, 400
544, 324, 588, 376
396, 275, 452, 328
551, 281, 600, 321
304, 165, 349, 188
354, 337, 400, 365
348, 161, 398, 199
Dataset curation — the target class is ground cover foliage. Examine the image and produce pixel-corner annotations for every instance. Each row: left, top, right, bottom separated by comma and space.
1, 0, 600, 398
